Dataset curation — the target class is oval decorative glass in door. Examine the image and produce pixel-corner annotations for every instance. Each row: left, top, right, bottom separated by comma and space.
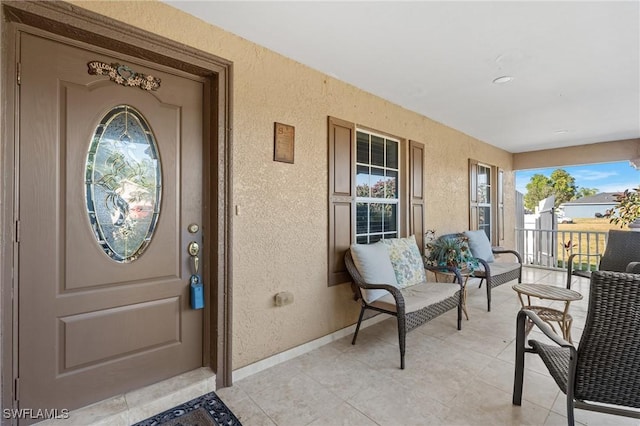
85, 105, 162, 262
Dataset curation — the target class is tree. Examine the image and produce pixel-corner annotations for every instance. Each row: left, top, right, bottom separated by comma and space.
524, 169, 583, 211
549, 169, 577, 206
575, 187, 598, 199
605, 188, 640, 228
524, 174, 552, 211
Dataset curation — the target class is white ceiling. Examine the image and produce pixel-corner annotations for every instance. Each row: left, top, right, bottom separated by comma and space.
165, 1, 640, 154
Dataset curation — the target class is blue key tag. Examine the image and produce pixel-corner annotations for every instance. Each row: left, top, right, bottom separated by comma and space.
190, 274, 204, 310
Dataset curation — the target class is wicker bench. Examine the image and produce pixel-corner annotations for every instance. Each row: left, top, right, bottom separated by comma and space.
345, 245, 463, 370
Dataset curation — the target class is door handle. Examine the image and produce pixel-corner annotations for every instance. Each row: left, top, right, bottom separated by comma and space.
188, 241, 200, 274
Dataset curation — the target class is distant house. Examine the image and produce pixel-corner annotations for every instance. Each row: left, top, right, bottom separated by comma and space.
560, 192, 618, 218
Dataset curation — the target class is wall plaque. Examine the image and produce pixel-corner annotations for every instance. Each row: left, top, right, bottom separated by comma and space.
274, 122, 295, 164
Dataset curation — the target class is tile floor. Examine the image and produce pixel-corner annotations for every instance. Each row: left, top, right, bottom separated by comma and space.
41, 267, 639, 425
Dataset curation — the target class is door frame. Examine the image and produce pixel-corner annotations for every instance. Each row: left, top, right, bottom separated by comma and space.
0, 0, 234, 413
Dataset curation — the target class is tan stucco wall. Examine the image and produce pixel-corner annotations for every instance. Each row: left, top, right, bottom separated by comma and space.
71, 1, 516, 368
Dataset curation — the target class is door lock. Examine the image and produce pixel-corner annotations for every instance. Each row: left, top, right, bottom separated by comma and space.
188, 241, 200, 274
188, 241, 200, 256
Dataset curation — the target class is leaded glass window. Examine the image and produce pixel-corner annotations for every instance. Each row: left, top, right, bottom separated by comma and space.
85, 105, 162, 263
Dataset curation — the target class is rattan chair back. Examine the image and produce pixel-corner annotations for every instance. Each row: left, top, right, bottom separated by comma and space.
344, 250, 365, 301
574, 270, 640, 408
567, 230, 640, 288
599, 229, 640, 272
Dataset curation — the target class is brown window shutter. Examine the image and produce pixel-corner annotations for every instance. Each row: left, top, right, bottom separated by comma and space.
409, 140, 425, 253
469, 158, 479, 230
328, 117, 355, 286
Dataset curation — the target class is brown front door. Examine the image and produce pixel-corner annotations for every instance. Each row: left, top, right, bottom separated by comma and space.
17, 31, 205, 412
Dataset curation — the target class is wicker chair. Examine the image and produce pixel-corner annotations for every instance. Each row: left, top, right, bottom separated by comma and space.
473, 247, 523, 311
566, 229, 640, 288
344, 249, 462, 369
513, 270, 640, 425
437, 233, 523, 311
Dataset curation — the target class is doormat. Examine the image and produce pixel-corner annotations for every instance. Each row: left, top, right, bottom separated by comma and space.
133, 391, 242, 426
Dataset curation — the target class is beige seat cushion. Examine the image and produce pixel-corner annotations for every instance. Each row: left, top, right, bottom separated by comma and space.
369, 281, 459, 313
473, 261, 520, 278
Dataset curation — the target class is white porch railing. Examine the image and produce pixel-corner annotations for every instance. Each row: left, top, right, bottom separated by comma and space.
515, 228, 609, 271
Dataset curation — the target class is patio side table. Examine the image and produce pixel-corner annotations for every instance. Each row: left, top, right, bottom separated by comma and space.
433, 268, 473, 320
512, 283, 583, 343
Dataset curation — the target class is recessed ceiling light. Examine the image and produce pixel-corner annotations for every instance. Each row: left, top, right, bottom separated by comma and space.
492, 76, 513, 84
554, 129, 569, 134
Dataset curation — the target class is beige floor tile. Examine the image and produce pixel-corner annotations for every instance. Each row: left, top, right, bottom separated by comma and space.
441, 324, 512, 358
477, 357, 560, 409
299, 352, 393, 401
347, 378, 451, 425
216, 385, 276, 425
287, 341, 348, 370
343, 333, 403, 371
85, 412, 131, 426
385, 356, 483, 405
306, 402, 378, 426
233, 360, 304, 397
543, 410, 588, 426
36, 396, 128, 426
241, 373, 343, 426
445, 377, 550, 425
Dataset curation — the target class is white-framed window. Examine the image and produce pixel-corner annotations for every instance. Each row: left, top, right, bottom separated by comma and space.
355, 130, 399, 243
469, 159, 504, 244
477, 163, 492, 240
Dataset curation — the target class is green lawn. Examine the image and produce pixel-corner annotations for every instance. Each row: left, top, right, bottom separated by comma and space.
558, 218, 623, 233
557, 218, 625, 270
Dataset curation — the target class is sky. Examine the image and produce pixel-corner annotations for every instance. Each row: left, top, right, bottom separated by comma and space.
515, 161, 640, 195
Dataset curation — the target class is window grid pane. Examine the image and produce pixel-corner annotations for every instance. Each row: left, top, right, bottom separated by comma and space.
384, 204, 398, 232
370, 168, 385, 198
371, 135, 385, 167
356, 131, 370, 164
386, 170, 398, 198
386, 140, 398, 169
478, 165, 491, 204
356, 165, 370, 198
355, 129, 400, 242
356, 203, 368, 235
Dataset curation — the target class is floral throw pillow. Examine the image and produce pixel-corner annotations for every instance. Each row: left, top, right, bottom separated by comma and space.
380, 235, 426, 288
